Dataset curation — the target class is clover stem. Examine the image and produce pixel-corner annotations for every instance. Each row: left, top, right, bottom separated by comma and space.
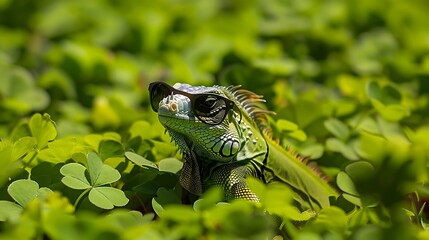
23, 150, 38, 168
74, 188, 91, 209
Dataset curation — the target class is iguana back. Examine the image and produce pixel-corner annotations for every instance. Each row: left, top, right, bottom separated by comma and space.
148, 82, 338, 211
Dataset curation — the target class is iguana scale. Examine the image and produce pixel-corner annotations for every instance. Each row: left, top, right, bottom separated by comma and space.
148, 82, 338, 211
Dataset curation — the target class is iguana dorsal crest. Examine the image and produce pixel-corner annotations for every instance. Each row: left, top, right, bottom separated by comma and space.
223, 85, 276, 137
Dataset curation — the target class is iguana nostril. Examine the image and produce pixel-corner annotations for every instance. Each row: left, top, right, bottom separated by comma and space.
170, 102, 178, 112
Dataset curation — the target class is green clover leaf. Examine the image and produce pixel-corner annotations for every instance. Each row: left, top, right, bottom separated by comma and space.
8, 179, 40, 207
324, 118, 351, 141
0, 201, 22, 222
60, 163, 91, 190
125, 151, 158, 169
0, 179, 53, 222
60, 152, 128, 210
29, 113, 57, 149
89, 187, 129, 210
87, 152, 121, 186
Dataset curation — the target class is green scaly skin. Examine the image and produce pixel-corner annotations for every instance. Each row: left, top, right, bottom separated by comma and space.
152, 83, 338, 211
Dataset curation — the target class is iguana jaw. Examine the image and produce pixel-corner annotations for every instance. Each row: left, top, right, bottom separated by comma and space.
158, 107, 194, 122
164, 126, 191, 155
162, 122, 240, 163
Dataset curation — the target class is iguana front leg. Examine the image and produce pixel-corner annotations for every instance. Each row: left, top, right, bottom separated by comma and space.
206, 162, 260, 202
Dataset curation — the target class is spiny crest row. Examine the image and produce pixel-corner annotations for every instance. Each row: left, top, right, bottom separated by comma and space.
225, 85, 275, 137
225, 85, 330, 183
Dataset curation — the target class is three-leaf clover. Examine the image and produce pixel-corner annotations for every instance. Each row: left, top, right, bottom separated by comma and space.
60, 152, 128, 210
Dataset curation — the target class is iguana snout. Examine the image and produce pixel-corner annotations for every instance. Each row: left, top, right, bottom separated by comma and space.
157, 93, 193, 121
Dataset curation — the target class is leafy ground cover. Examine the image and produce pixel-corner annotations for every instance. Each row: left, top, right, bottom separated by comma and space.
1, 0, 429, 239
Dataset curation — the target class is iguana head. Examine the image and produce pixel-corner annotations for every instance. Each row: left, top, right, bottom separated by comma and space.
148, 82, 244, 162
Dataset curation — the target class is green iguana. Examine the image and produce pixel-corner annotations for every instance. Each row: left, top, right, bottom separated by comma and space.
148, 82, 338, 211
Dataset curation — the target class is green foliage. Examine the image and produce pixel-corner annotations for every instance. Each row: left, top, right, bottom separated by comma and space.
60, 152, 128, 209
1, 0, 429, 239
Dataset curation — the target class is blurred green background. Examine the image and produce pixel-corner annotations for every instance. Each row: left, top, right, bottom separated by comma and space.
1, 0, 428, 136
1, 0, 429, 239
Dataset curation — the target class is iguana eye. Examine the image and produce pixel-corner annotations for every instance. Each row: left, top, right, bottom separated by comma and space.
194, 94, 226, 120
195, 95, 220, 113
203, 97, 217, 108
192, 93, 234, 125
